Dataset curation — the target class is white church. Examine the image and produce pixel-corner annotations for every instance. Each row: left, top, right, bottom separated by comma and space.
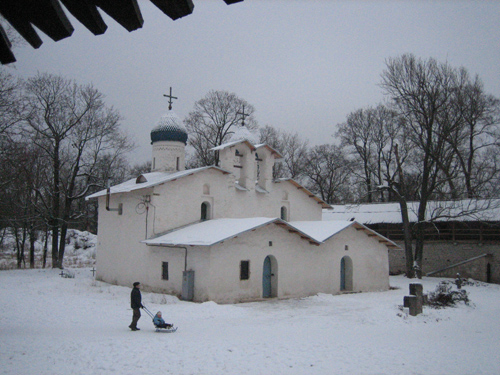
87, 109, 395, 303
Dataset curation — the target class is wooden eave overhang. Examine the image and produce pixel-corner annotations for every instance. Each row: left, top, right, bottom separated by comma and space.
0, 0, 243, 64
353, 222, 400, 249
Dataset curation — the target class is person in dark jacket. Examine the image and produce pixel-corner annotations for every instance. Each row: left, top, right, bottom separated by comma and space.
129, 281, 143, 331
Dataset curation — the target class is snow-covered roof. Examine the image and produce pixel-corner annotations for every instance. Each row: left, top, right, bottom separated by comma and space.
86, 166, 229, 200
142, 217, 399, 248
323, 199, 500, 223
211, 139, 256, 152
227, 125, 260, 145
143, 218, 282, 246
254, 143, 283, 159
150, 110, 188, 144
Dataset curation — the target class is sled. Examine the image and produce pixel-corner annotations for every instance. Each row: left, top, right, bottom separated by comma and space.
155, 326, 178, 333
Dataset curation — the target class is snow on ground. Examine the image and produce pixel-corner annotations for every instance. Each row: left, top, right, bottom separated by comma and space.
1, 269, 499, 375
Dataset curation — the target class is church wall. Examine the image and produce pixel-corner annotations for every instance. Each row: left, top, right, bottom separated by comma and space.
145, 170, 322, 236
182, 224, 389, 303
148, 169, 230, 234
324, 226, 390, 292
95, 192, 154, 287
277, 182, 323, 221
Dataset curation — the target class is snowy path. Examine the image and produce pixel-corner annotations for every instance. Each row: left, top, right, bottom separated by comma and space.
1, 269, 499, 375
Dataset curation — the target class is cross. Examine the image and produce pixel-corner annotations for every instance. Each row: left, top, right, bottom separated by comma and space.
91, 267, 96, 277
163, 87, 178, 110
237, 105, 250, 127
59, 270, 65, 277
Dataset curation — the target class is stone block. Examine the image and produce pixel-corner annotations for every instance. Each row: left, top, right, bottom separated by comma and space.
404, 295, 423, 316
409, 283, 423, 297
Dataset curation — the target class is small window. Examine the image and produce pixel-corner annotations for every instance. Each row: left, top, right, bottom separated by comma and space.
201, 202, 210, 221
345, 245, 349, 251
176, 157, 180, 171
280, 206, 288, 221
162, 262, 169, 280
240, 260, 250, 280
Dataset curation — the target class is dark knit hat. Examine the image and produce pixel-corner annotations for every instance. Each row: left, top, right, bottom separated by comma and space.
133, 282, 140, 287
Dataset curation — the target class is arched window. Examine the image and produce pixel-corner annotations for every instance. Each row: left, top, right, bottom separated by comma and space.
201, 202, 211, 221
340, 256, 353, 291
203, 184, 210, 195
280, 206, 288, 221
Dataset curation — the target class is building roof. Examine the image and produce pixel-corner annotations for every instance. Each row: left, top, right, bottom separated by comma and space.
254, 143, 283, 159
227, 125, 260, 145
276, 178, 332, 209
150, 110, 188, 144
323, 199, 500, 224
85, 166, 229, 200
211, 139, 256, 152
0, 0, 244, 64
142, 217, 399, 248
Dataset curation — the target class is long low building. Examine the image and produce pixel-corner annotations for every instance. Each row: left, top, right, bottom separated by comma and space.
323, 200, 500, 284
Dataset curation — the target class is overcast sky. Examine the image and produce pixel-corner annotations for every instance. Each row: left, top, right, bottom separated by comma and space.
8, 0, 500, 163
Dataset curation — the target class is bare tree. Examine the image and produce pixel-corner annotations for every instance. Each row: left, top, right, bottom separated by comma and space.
0, 138, 48, 268
23, 73, 133, 268
379, 54, 500, 277
304, 144, 352, 203
259, 125, 309, 182
128, 161, 152, 179
0, 68, 23, 134
443, 70, 500, 198
336, 104, 405, 202
184, 90, 258, 167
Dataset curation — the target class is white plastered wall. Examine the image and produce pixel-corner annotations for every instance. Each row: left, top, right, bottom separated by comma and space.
173, 223, 390, 303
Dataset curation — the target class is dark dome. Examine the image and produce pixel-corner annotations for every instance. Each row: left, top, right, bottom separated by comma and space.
150, 111, 188, 144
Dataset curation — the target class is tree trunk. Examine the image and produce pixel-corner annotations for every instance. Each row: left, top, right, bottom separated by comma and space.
51, 141, 61, 268
399, 200, 415, 278
58, 221, 69, 269
43, 227, 48, 268
29, 224, 36, 268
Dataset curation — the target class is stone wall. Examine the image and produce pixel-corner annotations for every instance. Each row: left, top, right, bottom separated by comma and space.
389, 241, 499, 284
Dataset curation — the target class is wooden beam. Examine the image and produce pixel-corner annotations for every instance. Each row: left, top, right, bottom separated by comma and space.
0, 25, 16, 64
29, 0, 74, 42
94, 0, 143, 32
151, 0, 194, 21
61, 0, 108, 35
0, 0, 43, 48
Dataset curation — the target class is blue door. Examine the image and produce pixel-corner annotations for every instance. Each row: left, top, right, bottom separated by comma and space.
263, 256, 272, 298
340, 257, 346, 291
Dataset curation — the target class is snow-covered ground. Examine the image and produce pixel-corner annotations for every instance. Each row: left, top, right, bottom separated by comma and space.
1, 269, 498, 375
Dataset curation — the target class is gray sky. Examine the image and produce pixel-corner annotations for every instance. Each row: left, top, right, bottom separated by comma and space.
8, 0, 500, 164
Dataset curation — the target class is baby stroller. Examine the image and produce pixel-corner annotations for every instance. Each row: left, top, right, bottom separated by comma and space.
143, 306, 178, 333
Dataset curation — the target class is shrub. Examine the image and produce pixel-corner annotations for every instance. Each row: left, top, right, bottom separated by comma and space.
426, 281, 470, 308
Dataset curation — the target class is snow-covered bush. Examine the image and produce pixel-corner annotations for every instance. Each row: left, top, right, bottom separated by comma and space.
0, 228, 96, 269
426, 281, 470, 308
